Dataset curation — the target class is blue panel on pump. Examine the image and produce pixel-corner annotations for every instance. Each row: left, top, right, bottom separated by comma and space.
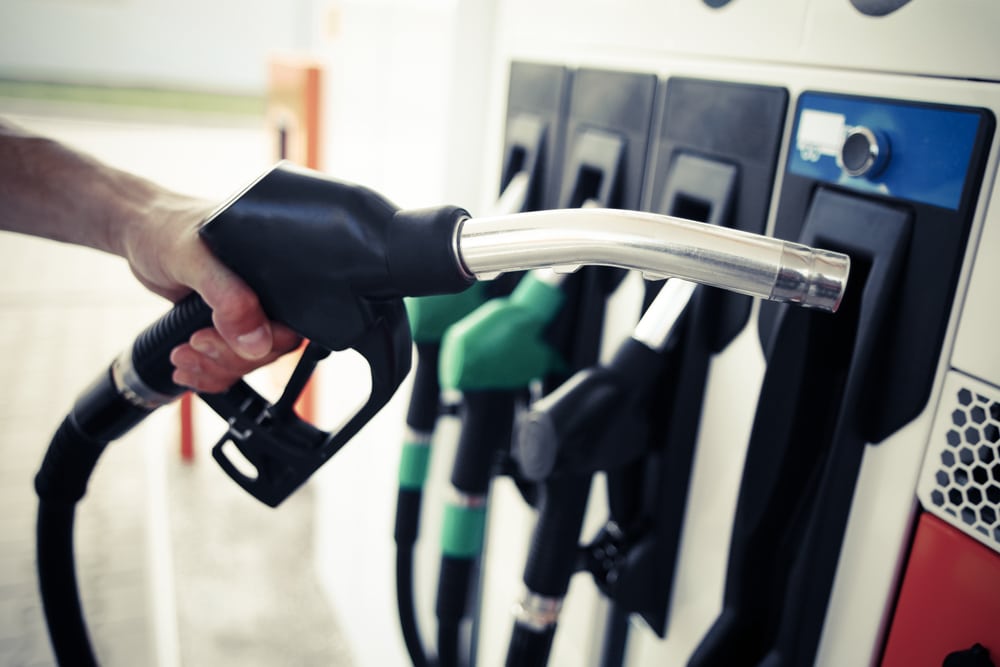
788, 92, 987, 210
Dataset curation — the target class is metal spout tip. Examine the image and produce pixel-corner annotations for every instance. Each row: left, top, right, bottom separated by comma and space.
772, 243, 851, 313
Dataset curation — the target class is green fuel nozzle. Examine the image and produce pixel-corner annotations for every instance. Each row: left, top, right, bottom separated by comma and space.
396, 287, 491, 499
439, 271, 568, 391
395, 288, 491, 667
432, 269, 572, 667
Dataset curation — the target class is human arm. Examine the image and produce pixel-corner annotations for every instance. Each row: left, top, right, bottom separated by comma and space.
0, 117, 300, 392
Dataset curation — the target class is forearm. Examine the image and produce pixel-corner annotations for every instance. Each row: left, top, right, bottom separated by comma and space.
0, 117, 176, 258
0, 116, 290, 385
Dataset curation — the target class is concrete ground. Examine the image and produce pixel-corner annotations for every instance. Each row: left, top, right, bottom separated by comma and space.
0, 101, 353, 666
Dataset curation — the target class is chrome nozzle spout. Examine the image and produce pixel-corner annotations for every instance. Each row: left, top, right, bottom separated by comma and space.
455, 208, 850, 312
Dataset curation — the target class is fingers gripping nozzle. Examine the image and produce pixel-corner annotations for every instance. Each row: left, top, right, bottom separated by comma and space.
116, 164, 475, 507
192, 164, 474, 506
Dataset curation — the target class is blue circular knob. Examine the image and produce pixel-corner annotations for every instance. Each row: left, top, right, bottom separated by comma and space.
840, 126, 890, 178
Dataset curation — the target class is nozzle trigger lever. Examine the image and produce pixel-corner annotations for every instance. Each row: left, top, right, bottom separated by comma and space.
202, 300, 413, 507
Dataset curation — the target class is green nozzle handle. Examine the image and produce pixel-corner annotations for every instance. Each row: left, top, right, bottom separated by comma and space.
439, 273, 567, 391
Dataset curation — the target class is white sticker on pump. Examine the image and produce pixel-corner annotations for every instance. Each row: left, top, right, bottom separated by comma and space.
796, 109, 846, 162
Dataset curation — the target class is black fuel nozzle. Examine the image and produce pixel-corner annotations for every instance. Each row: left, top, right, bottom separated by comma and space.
502, 279, 697, 667
513, 278, 697, 481
513, 339, 657, 482
107, 163, 476, 507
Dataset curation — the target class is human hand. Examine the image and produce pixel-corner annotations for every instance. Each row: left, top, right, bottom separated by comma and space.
0, 118, 301, 393
119, 191, 302, 393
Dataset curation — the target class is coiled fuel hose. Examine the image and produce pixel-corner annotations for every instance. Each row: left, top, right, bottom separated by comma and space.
35, 295, 213, 666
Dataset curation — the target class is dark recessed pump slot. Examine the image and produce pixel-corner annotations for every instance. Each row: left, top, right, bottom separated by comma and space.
503, 145, 527, 188
671, 193, 713, 226
545, 68, 657, 377
564, 130, 624, 209
570, 164, 606, 208
499, 61, 572, 211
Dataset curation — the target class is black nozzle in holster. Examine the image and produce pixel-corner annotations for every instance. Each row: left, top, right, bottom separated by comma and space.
514, 337, 665, 482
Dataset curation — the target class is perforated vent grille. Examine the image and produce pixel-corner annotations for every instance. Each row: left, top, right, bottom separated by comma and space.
920, 372, 1000, 553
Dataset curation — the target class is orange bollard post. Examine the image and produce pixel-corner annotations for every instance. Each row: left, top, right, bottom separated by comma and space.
179, 392, 195, 463
178, 54, 324, 460
266, 54, 324, 424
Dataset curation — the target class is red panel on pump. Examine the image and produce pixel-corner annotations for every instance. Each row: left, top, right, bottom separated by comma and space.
881, 513, 1000, 666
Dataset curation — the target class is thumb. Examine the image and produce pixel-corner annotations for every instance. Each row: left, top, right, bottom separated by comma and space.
184, 246, 273, 361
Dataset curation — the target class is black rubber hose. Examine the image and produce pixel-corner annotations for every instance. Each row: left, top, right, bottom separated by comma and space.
131, 293, 213, 395
437, 620, 461, 667
435, 391, 517, 667
35, 293, 212, 665
502, 476, 591, 667
34, 405, 146, 666
396, 545, 430, 667
436, 557, 475, 667
394, 343, 441, 667
599, 603, 630, 667
506, 624, 556, 667
37, 501, 95, 667
35, 418, 107, 667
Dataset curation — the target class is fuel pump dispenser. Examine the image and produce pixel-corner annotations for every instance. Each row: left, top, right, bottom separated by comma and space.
34, 161, 848, 666
449, 4, 1000, 666
494, 77, 791, 667
688, 92, 994, 667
